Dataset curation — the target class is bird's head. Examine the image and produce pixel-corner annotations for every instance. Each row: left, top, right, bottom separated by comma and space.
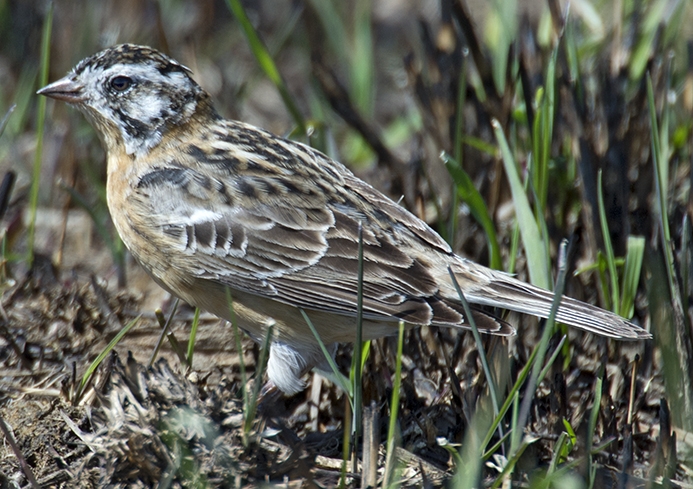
38, 44, 213, 157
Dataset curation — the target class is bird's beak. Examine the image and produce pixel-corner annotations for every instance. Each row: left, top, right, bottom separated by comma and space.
37, 76, 85, 103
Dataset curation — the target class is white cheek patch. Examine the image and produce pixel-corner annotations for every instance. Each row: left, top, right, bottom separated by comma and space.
126, 70, 191, 125
163, 71, 190, 89
127, 92, 168, 125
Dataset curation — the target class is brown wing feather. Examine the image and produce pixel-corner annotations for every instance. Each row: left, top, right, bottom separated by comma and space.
134, 122, 647, 341
133, 134, 487, 330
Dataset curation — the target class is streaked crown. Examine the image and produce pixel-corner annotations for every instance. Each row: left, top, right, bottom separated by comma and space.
38, 44, 214, 156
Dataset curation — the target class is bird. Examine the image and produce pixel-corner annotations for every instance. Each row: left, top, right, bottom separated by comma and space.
38, 44, 650, 395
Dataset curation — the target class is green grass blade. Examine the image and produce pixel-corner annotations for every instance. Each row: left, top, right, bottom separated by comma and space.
76, 315, 140, 403
620, 236, 645, 318
306, 0, 348, 63
149, 299, 185, 367
481, 334, 566, 456
486, 0, 517, 95
0, 105, 16, 138
339, 403, 351, 489
186, 308, 201, 370
350, 0, 374, 115
225, 0, 306, 135
447, 266, 500, 422
562, 13, 581, 99
301, 308, 353, 399
647, 75, 669, 243
507, 220, 521, 274
586, 367, 604, 487
383, 320, 404, 489
227, 289, 249, 412
682, 216, 690, 319
537, 335, 567, 384
4, 66, 37, 140
352, 222, 365, 446
449, 57, 468, 243
488, 437, 535, 489
492, 119, 550, 288
659, 57, 672, 204
531, 46, 557, 210
596, 170, 619, 312
482, 359, 531, 454
442, 152, 502, 270
547, 432, 568, 474
461, 134, 498, 156
454, 418, 486, 488
629, 0, 668, 81
527, 159, 551, 282
26, 3, 53, 268
481, 429, 512, 462
512, 241, 569, 453
647, 74, 678, 303
243, 324, 272, 445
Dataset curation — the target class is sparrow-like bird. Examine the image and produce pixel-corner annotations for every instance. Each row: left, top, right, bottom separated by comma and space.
38, 44, 650, 395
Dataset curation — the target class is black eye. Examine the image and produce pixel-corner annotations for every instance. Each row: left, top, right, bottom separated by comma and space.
110, 76, 133, 92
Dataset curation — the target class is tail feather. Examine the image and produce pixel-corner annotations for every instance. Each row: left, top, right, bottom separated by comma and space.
448, 261, 651, 340
469, 309, 516, 336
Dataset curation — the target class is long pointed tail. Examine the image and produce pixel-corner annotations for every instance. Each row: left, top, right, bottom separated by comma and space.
447, 259, 651, 340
